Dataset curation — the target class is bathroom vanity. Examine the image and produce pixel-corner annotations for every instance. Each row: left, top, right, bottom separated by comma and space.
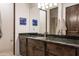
19, 33, 79, 56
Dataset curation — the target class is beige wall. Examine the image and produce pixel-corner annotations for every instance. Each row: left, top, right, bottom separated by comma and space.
15, 3, 30, 55
0, 4, 14, 52
29, 3, 40, 33
39, 10, 46, 34
29, 3, 46, 34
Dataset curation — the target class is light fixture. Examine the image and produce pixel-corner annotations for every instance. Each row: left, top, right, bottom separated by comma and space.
42, 6, 45, 10
45, 5, 48, 9
44, 3, 49, 6
41, 3, 44, 7
38, 3, 41, 8
49, 3, 53, 7
54, 3, 57, 6
38, 3, 58, 10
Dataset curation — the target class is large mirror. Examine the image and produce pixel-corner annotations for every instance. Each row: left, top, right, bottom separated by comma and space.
28, 3, 79, 36
48, 7, 58, 34
38, 3, 59, 35
28, 3, 61, 35
46, 3, 79, 36
38, 3, 67, 35
37, 3, 59, 35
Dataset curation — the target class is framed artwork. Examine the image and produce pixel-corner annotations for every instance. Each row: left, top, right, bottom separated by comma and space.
20, 17, 27, 25
32, 19, 38, 26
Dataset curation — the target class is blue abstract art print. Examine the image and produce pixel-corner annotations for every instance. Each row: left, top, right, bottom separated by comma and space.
20, 17, 27, 25
32, 19, 38, 26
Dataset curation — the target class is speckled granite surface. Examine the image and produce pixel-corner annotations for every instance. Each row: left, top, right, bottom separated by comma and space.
26, 36, 79, 48
19, 33, 79, 48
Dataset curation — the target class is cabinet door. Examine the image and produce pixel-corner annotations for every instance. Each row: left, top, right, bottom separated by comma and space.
77, 48, 79, 56
66, 4, 79, 36
76, 4, 79, 32
62, 45, 76, 56
19, 35, 27, 56
46, 43, 64, 56
46, 42, 76, 56
28, 39, 45, 56
28, 39, 34, 56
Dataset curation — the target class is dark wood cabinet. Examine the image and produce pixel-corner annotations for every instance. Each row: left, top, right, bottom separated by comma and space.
62, 45, 76, 56
66, 4, 79, 36
19, 35, 28, 56
77, 48, 79, 56
28, 39, 45, 56
19, 34, 79, 56
46, 42, 76, 56
46, 43, 63, 56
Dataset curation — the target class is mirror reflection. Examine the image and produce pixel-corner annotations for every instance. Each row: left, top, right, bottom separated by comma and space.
49, 7, 58, 34
30, 3, 79, 36
38, 3, 59, 35
38, 3, 67, 35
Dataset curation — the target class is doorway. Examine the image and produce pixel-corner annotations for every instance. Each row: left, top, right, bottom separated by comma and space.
50, 7, 58, 34
0, 3, 15, 55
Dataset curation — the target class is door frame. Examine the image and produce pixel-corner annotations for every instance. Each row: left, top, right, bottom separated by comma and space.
13, 3, 15, 55
40, 9, 47, 37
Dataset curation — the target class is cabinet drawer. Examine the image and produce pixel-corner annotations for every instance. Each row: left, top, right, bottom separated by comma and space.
28, 39, 45, 50
47, 43, 63, 55
47, 43, 75, 56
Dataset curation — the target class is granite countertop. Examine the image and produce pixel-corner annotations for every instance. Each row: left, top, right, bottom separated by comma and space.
26, 36, 79, 48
